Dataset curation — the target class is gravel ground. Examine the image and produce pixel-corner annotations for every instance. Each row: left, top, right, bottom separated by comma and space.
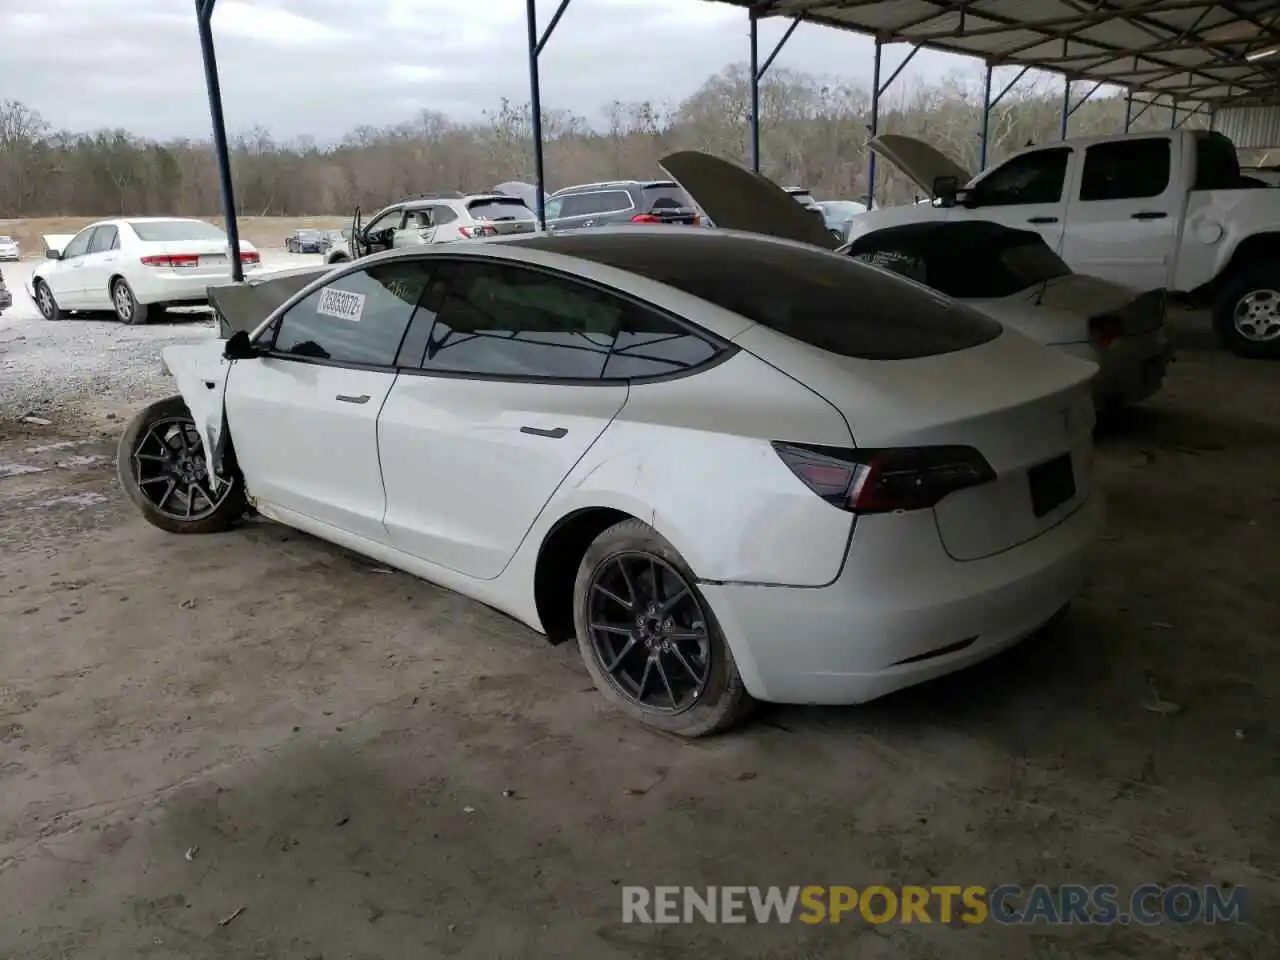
0, 252, 320, 427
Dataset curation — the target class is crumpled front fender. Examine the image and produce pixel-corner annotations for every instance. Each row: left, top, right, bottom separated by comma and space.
161, 340, 233, 485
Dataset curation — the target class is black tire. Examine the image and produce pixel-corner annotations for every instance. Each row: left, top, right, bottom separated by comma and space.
33, 279, 64, 321
1212, 266, 1280, 359
117, 395, 246, 535
111, 277, 149, 325
573, 518, 751, 737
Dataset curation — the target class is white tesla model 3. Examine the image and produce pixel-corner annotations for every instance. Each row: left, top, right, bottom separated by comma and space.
117, 228, 1101, 736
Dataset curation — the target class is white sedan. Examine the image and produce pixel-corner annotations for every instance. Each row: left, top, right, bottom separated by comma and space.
32, 218, 260, 324
0, 235, 20, 261
117, 228, 1101, 736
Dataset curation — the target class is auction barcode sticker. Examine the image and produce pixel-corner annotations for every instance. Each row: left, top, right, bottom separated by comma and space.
317, 287, 365, 322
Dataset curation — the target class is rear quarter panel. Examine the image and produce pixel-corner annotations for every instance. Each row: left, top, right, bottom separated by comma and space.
513, 350, 858, 588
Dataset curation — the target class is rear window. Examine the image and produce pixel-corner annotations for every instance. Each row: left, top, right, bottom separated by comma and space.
467, 197, 534, 221
543, 233, 1002, 360
640, 185, 692, 212
853, 231, 1071, 299
129, 219, 226, 242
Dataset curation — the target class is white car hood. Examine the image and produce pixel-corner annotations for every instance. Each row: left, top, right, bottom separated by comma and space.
868, 134, 973, 198
659, 151, 839, 250
41, 233, 76, 257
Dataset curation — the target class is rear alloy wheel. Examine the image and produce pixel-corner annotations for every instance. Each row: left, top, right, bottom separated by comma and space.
117, 395, 246, 535
34, 280, 64, 321
1213, 268, 1280, 359
112, 277, 149, 325
574, 519, 750, 736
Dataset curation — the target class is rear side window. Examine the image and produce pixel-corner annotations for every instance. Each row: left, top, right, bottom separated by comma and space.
467, 198, 533, 221
1080, 138, 1171, 201
558, 190, 632, 218
272, 261, 435, 367
567, 236, 1002, 359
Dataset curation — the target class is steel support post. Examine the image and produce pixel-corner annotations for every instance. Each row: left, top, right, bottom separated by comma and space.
979, 63, 993, 169
749, 14, 761, 171
1124, 90, 1133, 132
525, 0, 547, 228
195, 0, 243, 282
867, 40, 882, 208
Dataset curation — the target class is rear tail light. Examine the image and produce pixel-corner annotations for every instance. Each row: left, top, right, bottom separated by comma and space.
772, 442, 995, 513
239, 251, 260, 264
459, 225, 497, 239
140, 254, 200, 268
631, 213, 662, 223
1089, 314, 1124, 349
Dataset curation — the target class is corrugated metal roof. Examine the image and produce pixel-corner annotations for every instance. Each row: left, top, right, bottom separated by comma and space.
1214, 105, 1280, 147
707, 0, 1280, 106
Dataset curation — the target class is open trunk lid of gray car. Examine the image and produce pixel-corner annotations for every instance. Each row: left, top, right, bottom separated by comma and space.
208, 265, 329, 337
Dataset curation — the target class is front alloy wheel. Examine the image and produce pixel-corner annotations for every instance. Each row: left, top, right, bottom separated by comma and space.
117, 396, 246, 535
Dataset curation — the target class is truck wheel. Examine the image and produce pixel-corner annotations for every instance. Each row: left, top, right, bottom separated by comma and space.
1213, 268, 1280, 359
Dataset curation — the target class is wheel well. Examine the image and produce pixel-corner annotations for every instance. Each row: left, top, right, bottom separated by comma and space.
533, 507, 632, 644
108, 274, 126, 294
1189, 232, 1280, 305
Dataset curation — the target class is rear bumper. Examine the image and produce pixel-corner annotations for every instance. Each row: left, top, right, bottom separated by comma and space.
1057, 329, 1174, 406
132, 265, 261, 305
700, 492, 1102, 705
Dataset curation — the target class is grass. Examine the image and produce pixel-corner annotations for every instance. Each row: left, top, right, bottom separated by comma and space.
0, 216, 349, 254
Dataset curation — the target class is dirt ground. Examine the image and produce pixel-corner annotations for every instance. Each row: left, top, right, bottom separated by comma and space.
0, 217, 346, 255
0, 306, 1277, 959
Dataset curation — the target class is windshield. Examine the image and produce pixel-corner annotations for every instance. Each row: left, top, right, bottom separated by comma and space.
129, 219, 227, 242
853, 231, 1071, 299
298, 230, 321, 239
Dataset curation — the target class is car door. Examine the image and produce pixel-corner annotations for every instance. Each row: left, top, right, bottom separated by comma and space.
953, 146, 1073, 253
223, 259, 435, 542
1058, 137, 1180, 292
360, 206, 405, 256
397, 208, 434, 247
377, 258, 631, 580
48, 227, 94, 306
78, 224, 121, 309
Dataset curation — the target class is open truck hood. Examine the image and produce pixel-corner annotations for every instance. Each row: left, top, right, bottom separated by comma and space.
41, 234, 76, 257
659, 151, 839, 250
207, 264, 330, 337
868, 134, 972, 198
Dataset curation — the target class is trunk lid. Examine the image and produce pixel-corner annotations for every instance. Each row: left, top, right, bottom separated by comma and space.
868, 134, 973, 198
734, 323, 1098, 561
659, 150, 839, 249
208, 265, 330, 337
151, 238, 258, 276
1017, 276, 1165, 339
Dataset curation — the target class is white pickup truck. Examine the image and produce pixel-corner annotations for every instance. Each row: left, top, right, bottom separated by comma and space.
849, 129, 1280, 358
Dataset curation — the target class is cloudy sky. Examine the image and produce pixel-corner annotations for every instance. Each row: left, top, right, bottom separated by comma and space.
0, 0, 985, 141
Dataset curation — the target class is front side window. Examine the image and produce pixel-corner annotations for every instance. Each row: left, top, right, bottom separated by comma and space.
365, 208, 404, 234
62, 228, 94, 259
272, 261, 435, 366
973, 147, 1071, 206
555, 193, 598, 218
420, 262, 619, 379
87, 225, 118, 254
1080, 138, 1171, 201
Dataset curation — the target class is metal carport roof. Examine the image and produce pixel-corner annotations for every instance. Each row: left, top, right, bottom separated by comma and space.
709, 0, 1280, 106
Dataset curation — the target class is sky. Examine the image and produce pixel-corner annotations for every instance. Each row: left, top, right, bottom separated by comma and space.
0, 0, 990, 141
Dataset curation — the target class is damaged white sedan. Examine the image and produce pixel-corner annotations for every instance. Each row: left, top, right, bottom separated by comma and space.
118, 229, 1101, 736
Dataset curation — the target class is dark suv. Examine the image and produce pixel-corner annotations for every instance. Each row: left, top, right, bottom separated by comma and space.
545, 180, 700, 231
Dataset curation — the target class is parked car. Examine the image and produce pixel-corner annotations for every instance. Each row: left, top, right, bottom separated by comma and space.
326, 193, 536, 264
851, 129, 1280, 358
31, 218, 260, 324
816, 199, 869, 242
317, 229, 345, 254
544, 180, 700, 231
846, 221, 1173, 408
0, 235, 20, 261
118, 227, 1100, 736
285, 229, 325, 254
0, 266, 12, 314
